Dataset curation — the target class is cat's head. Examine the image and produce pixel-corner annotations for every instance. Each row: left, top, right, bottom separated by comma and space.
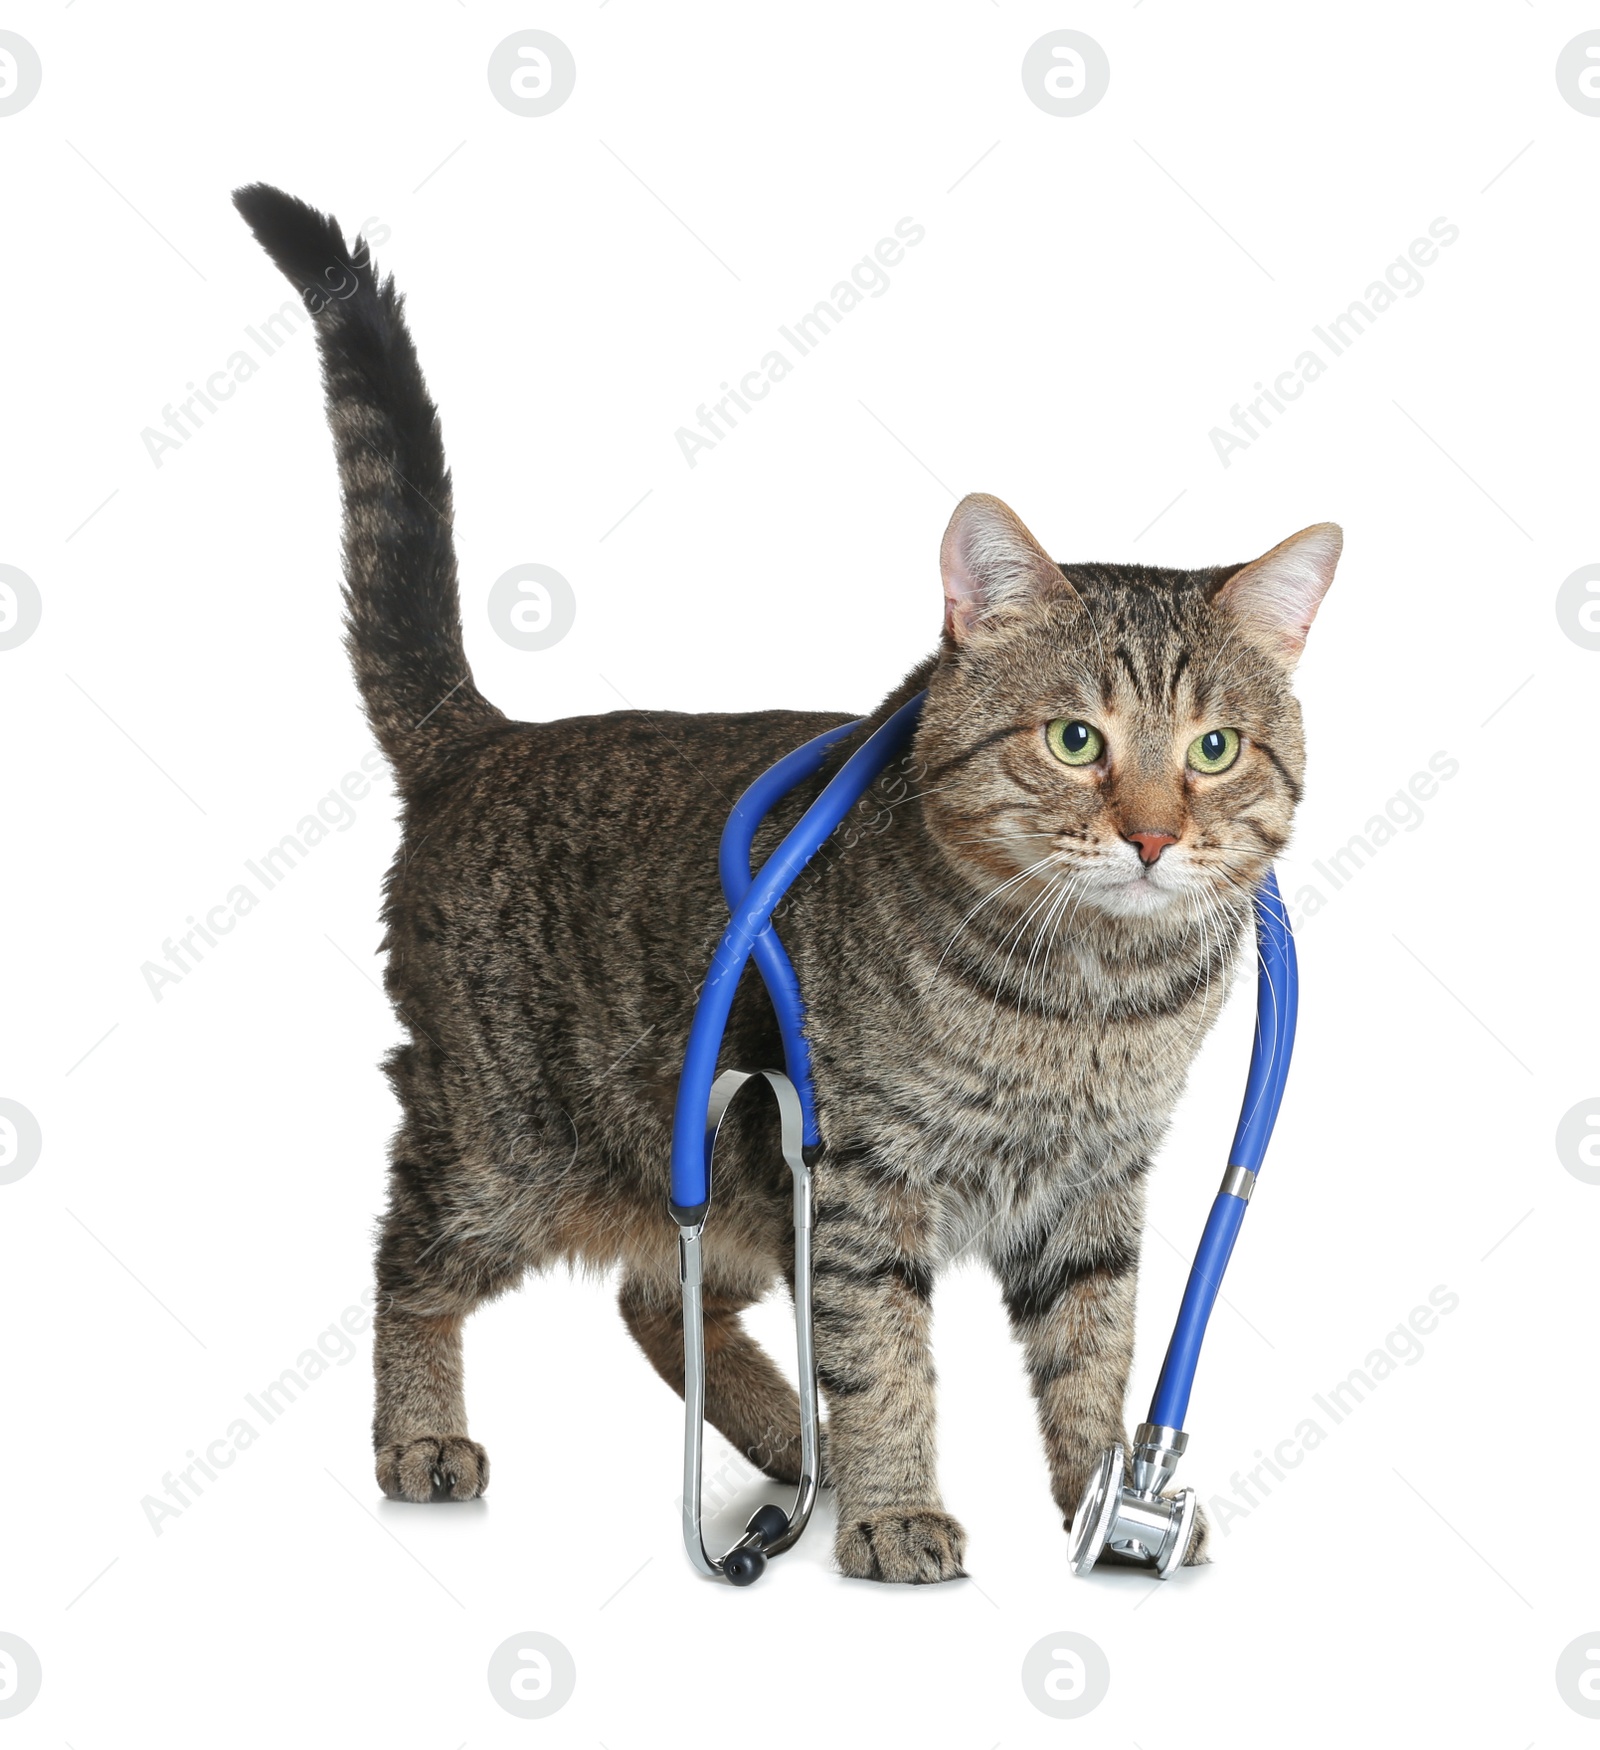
915, 493, 1340, 931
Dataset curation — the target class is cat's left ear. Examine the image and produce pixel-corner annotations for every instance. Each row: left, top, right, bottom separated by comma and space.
940, 493, 1065, 642
1212, 523, 1342, 669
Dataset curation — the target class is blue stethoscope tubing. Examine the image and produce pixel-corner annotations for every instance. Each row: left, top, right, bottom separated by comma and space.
669, 692, 925, 1213
668, 695, 922, 1583
1147, 866, 1297, 1430
669, 688, 1298, 1571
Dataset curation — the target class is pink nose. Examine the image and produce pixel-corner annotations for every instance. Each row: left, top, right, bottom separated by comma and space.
1125, 831, 1179, 865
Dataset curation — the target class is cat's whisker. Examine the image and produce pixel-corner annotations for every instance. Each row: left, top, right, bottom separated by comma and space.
878, 779, 962, 809
1189, 891, 1228, 1052
943, 829, 1068, 846
989, 864, 1098, 1042
980, 867, 1072, 1002
928, 854, 1064, 981
1021, 872, 1097, 1037
985, 893, 1058, 1028
1016, 870, 1081, 1022
969, 866, 1078, 1028
1040, 874, 1095, 998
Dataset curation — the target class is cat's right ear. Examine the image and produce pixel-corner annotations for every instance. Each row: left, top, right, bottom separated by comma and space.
940, 494, 1064, 642
1211, 522, 1342, 669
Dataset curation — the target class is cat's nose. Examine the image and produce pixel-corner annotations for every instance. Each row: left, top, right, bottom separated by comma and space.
1125, 830, 1179, 865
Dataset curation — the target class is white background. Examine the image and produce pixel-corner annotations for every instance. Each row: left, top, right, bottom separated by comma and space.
3, 2, 1596, 1743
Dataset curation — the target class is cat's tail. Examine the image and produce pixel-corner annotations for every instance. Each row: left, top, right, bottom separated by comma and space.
232, 183, 504, 790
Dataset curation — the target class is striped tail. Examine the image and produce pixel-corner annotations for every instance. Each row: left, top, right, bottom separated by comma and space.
232, 183, 504, 790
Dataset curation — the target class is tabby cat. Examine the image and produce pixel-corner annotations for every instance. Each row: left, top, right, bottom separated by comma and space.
234, 183, 1339, 1582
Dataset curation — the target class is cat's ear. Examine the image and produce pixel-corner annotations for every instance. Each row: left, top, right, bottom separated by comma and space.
1211, 522, 1342, 668
940, 494, 1064, 641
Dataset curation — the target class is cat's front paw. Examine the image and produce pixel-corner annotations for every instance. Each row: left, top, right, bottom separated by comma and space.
836, 1508, 967, 1583
376, 1435, 489, 1502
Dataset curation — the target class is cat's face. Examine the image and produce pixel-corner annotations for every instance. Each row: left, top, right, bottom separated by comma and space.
916, 496, 1340, 933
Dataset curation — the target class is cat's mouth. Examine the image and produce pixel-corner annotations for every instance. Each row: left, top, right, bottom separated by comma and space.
1082, 858, 1184, 917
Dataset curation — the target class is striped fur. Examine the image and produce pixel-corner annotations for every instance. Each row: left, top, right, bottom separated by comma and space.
235, 188, 1336, 1580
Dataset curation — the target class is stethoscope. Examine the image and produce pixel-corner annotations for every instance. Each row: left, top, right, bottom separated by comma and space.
668, 690, 1297, 1584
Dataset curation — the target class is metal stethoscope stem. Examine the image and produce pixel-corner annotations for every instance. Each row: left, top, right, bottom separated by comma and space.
677, 1069, 822, 1585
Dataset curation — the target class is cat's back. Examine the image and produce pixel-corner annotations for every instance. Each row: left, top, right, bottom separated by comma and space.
382, 703, 854, 980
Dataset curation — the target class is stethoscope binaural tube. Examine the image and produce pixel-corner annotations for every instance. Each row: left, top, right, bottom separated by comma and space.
669, 692, 925, 1214
667, 693, 924, 1586
715, 716, 860, 1148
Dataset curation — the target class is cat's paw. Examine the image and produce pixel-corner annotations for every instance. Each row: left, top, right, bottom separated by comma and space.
1182, 1496, 1211, 1566
376, 1435, 489, 1503
836, 1508, 967, 1583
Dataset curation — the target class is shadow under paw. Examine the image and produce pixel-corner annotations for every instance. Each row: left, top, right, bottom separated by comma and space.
837, 1507, 967, 1583
376, 1435, 489, 1503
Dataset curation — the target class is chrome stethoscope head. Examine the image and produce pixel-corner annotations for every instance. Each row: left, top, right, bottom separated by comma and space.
1067, 1424, 1198, 1581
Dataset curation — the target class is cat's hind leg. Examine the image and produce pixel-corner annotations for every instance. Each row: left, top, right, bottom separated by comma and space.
618, 1269, 812, 1486
372, 1134, 525, 1503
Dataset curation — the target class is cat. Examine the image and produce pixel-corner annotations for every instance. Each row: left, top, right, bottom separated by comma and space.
234, 182, 1339, 1584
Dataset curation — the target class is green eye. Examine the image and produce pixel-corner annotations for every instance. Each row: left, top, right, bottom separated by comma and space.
1188, 728, 1241, 773
1046, 719, 1104, 767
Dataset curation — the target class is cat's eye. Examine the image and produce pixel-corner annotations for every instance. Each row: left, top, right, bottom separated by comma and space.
1046, 719, 1104, 767
1187, 728, 1241, 774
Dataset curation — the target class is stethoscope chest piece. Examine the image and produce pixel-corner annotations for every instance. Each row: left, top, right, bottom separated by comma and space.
1067, 1428, 1198, 1581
